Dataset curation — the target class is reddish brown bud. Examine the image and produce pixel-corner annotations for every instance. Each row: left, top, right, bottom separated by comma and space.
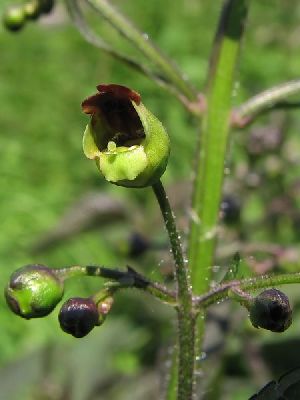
58, 298, 99, 338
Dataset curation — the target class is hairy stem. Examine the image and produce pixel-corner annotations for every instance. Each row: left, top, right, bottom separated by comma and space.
152, 181, 190, 301
152, 181, 194, 400
86, 0, 197, 100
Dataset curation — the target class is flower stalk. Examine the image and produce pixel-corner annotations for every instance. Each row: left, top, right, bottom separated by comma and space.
194, 271, 300, 310
55, 264, 177, 305
152, 180, 194, 399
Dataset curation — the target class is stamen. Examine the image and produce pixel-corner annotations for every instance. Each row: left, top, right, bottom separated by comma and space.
107, 141, 117, 152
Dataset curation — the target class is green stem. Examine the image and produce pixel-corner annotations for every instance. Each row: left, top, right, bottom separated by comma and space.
233, 79, 300, 126
228, 287, 253, 308
86, 0, 197, 100
166, 346, 178, 400
188, 0, 250, 296
152, 181, 194, 400
187, 1, 250, 386
152, 181, 189, 300
194, 272, 300, 310
55, 265, 176, 305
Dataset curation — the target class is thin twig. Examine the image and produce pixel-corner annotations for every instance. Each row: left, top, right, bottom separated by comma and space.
65, 0, 165, 84
194, 271, 300, 310
65, 0, 197, 111
233, 80, 300, 127
86, 0, 197, 101
55, 264, 177, 305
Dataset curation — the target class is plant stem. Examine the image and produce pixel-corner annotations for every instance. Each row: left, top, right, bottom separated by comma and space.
66, 0, 168, 88
152, 181, 194, 400
188, 0, 250, 296
194, 271, 300, 310
55, 264, 176, 305
166, 347, 178, 400
86, 0, 197, 100
152, 181, 189, 300
186, 1, 250, 385
233, 79, 300, 126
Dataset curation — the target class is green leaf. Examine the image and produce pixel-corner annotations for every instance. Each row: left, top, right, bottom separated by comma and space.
221, 252, 241, 282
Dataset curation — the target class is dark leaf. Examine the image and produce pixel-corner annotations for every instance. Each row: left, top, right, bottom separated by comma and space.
249, 368, 300, 399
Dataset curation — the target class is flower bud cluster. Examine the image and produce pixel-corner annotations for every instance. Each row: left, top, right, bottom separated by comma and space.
5, 264, 114, 338
2, 0, 55, 32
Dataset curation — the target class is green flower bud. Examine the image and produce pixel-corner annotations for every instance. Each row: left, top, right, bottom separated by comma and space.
2, 5, 26, 32
249, 289, 292, 333
58, 297, 100, 338
23, 1, 41, 20
5, 264, 64, 319
82, 84, 170, 188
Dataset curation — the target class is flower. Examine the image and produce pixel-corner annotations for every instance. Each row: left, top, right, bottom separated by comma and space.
82, 84, 170, 188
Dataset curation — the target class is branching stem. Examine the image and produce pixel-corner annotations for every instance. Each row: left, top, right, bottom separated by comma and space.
233, 80, 300, 127
55, 264, 177, 305
194, 272, 300, 310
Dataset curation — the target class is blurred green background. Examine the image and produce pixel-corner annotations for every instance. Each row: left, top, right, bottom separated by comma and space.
1, 0, 300, 399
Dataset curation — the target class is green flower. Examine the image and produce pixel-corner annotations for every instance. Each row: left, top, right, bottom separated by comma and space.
5, 264, 64, 319
82, 84, 170, 188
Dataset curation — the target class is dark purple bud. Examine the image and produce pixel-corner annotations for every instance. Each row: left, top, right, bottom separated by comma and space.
39, 0, 55, 14
220, 195, 241, 225
59, 298, 99, 338
128, 232, 150, 257
249, 289, 292, 333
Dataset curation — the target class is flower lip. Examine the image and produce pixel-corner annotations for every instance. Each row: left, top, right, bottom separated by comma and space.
82, 84, 144, 152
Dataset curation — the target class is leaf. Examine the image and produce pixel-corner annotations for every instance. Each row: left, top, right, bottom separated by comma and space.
221, 252, 240, 282
249, 368, 300, 399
